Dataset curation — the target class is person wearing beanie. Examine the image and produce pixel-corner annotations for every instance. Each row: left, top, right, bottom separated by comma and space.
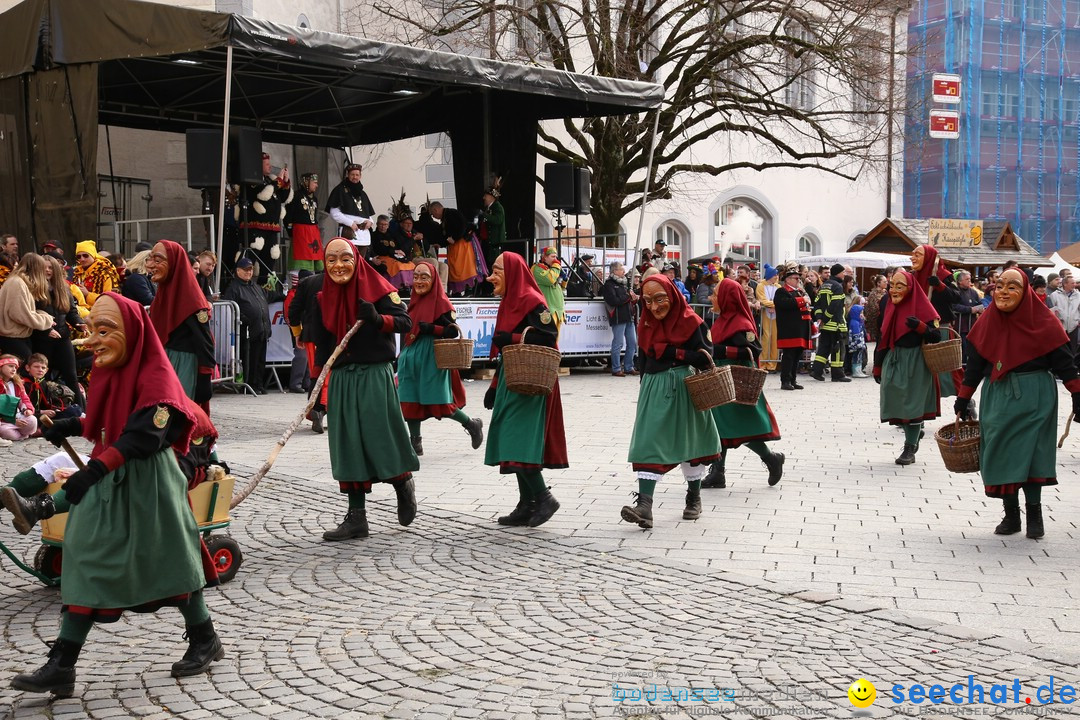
71, 240, 120, 306
755, 264, 780, 372
810, 264, 850, 382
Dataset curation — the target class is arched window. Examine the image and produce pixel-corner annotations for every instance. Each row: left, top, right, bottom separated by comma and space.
655, 220, 690, 261
798, 234, 819, 257
657, 224, 682, 246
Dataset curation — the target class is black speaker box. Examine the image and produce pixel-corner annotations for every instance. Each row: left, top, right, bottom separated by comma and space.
229, 127, 264, 185
571, 167, 591, 215
544, 162, 576, 210
186, 129, 222, 188
185, 127, 264, 188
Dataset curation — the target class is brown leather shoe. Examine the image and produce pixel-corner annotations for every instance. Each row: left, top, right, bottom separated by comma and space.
611, 371, 625, 377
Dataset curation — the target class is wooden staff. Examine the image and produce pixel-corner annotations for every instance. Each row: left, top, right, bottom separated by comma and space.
230, 318, 363, 509
1058, 412, 1073, 449
39, 415, 86, 471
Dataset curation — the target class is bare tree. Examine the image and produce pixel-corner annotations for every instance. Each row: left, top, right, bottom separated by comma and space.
349, 0, 908, 236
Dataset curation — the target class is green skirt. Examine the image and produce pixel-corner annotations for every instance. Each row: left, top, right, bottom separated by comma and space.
711, 359, 780, 447
166, 348, 198, 401
397, 336, 452, 405
938, 369, 957, 398
880, 346, 939, 425
628, 366, 719, 465
62, 449, 205, 609
328, 362, 419, 482
979, 371, 1057, 486
485, 364, 546, 467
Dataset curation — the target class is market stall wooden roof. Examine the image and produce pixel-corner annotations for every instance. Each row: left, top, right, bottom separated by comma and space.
848, 218, 1052, 268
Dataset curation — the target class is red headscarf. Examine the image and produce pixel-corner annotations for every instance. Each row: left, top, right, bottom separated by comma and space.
709, 277, 757, 344
912, 244, 952, 293
82, 293, 201, 457
637, 274, 705, 358
491, 252, 548, 358
149, 239, 211, 345
405, 259, 455, 346
319, 238, 397, 341
878, 269, 940, 351
966, 269, 1069, 381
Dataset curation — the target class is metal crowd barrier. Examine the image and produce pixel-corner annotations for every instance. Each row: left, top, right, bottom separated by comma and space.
210, 300, 242, 387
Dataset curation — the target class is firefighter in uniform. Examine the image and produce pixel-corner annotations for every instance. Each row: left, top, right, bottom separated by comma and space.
811, 263, 851, 383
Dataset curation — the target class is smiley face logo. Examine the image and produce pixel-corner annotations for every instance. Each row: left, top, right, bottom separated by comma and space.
848, 678, 876, 708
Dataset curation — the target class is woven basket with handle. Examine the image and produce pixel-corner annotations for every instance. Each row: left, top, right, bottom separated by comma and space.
502, 328, 560, 396
935, 417, 980, 473
683, 351, 735, 412
922, 325, 963, 375
730, 364, 767, 406
433, 325, 474, 370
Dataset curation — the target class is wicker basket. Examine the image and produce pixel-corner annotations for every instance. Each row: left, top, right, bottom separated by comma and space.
683, 352, 736, 412
730, 364, 767, 406
922, 326, 963, 375
433, 326, 474, 370
502, 330, 560, 396
935, 418, 981, 473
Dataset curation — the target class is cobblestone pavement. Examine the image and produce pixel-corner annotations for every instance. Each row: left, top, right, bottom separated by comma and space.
1, 369, 1078, 719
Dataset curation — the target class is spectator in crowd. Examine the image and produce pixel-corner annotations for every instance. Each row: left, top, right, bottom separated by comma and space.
774, 263, 812, 391
0, 254, 56, 360
1051, 273, 1080, 363
195, 251, 217, 300
952, 270, 985, 366
21, 353, 80, 422
811, 264, 849, 382
567, 254, 600, 299
663, 263, 691, 303
283, 271, 312, 394
650, 239, 667, 269
802, 269, 820, 300
0, 234, 19, 290
1046, 272, 1060, 308
36, 256, 85, 405
71, 241, 120, 306
756, 264, 779, 372
841, 275, 857, 376
121, 250, 157, 306
818, 265, 831, 284
694, 266, 717, 306
735, 265, 760, 314
864, 274, 887, 342
848, 297, 868, 378
370, 215, 416, 291
602, 261, 638, 377
0, 354, 37, 441
532, 248, 566, 331
326, 163, 375, 246
222, 256, 279, 395
684, 265, 702, 298
1031, 274, 1049, 304
40, 241, 64, 266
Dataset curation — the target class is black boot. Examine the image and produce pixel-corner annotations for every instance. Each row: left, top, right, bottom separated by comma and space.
311, 410, 324, 434
11, 639, 81, 697
810, 361, 826, 381
995, 503, 1022, 535
2, 489, 56, 536
1025, 504, 1044, 539
410, 436, 424, 457
394, 478, 417, 527
895, 444, 917, 466
620, 493, 653, 529
497, 498, 535, 526
831, 368, 851, 383
463, 417, 484, 449
701, 456, 726, 489
763, 452, 785, 486
780, 382, 795, 391
322, 509, 369, 541
528, 489, 560, 527
683, 489, 701, 520
170, 618, 224, 678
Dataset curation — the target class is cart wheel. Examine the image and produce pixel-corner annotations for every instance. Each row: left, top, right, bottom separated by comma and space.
205, 535, 242, 584
33, 545, 62, 581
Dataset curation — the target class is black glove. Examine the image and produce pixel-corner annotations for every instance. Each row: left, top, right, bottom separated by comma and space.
358, 300, 380, 324
43, 416, 83, 447
484, 387, 496, 410
492, 331, 514, 350
1072, 392, 1080, 419
216, 459, 231, 476
954, 397, 972, 420
713, 344, 728, 359
194, 370, 213, 404
874, 373, 881, 385
63, 458, 108, 505
417, 322, 435, 335
689, 351, 713, 371
927, 276, 941, 287
905, 316, 921, 330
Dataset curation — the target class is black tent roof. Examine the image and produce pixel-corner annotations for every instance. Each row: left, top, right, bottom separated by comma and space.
0, 0, 663, 146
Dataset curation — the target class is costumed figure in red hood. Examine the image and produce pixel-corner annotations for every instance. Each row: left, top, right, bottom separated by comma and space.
873, 269, 943, 465
623, 274, 720, 529
483, 252, 566, 528
956, 268, 1080, 539
3, 293, 225, 697
313, 238, 419, 542
701, 278, 785, 491
398, 259, 484, 454
146, 240, 215, 412
911, 243, 965, 400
